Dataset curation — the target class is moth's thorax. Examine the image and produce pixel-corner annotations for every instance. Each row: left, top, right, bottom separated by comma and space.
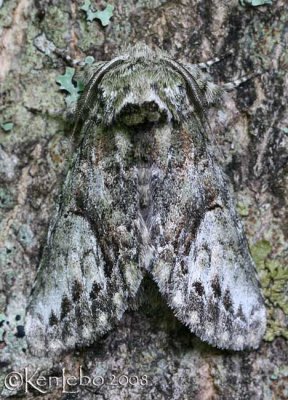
75, 43, 223, 139
98, 62, 192, 126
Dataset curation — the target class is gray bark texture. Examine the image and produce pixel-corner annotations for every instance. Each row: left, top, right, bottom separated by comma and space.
0, 0, 287, 399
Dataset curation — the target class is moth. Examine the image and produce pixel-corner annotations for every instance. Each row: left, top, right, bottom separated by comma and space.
26, 44, 266, 355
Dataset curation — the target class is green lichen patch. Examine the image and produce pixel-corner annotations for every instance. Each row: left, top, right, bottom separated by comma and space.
84, 55, 95, 65
77, 18, 105, 51
0, 0, 14, 29
81, 1, 114, 26
42, 5, 70, 49
251, 240, 288, 341
240, 0, 273, 6
236, 201, 250, 217
0, 122, 13, 132
56, 67, 84, 106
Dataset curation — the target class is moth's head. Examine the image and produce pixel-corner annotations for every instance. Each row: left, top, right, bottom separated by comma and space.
75, 43, 222, 131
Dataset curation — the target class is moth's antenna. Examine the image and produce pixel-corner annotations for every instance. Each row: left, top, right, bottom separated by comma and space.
162, 57, 208, 127
196, 49, 234, 70
72, 57, 127, 138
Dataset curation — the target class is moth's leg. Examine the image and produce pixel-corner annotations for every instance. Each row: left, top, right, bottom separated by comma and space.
196, 67, 262, 105
196, 51, 261, 90
184, 51, 239, 106
196, 50, 234, 70
34, 33, 98, 67
53, 49, 86, 66
195, 51, 261, 92
222, 70, 262, 91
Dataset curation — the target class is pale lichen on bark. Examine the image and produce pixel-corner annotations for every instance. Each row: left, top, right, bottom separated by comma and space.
0, 0, 287, 399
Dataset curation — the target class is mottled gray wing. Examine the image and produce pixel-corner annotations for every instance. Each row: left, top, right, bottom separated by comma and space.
150, 123, 266, 350
26, 124, 144, 356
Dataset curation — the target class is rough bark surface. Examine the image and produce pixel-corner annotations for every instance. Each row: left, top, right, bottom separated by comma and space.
0, 0, 287, 399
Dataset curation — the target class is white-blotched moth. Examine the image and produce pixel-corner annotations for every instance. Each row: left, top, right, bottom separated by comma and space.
26, 44, 266, 355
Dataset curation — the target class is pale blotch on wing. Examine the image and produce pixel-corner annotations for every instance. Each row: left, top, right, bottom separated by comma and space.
221, 331, 229, 343
65, 336, 76, 349
49, 339, 65, 354
205, 322, 215, 337
172, 290, 185, 307
189, 311, 200, 325
113, 292, 123, 308
98, 312, 108, 328
124, 263, 140, 287
82, 326, 92, 340
235, 335, 244, 349
153, 260, 171, 287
